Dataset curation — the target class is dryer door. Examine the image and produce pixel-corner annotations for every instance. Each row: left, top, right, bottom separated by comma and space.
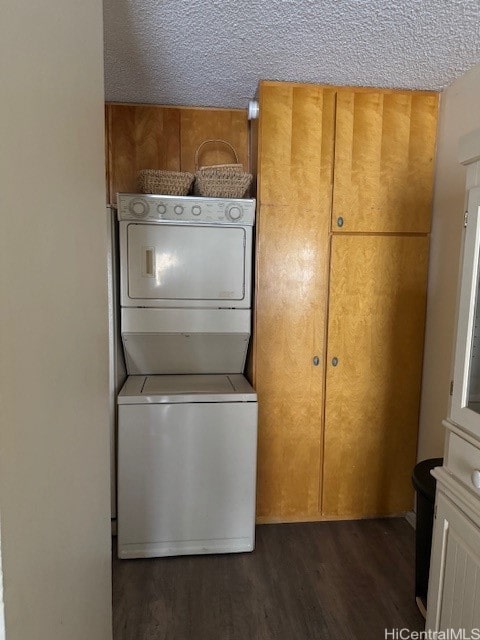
121, 222, 251, 308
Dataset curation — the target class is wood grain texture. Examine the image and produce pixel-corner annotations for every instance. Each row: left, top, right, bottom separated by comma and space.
179, 109, 248, 174
113, 518, 424, 640
333, 90, 438, 233
254, 201, 331, 521
322, 234, 430, 518
258, 79, 437, 97
106, 104, 181, 203
106, 104, 249, 203
253, 81, 434, 522
253, 82, 335, 521
105, 107, 111, 203
257, 82, 335, 208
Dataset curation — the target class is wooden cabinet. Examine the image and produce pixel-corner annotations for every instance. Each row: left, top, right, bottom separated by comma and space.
253, 84, 335, 522
253, 81, 438, 521
333, 91, 438, 233
257, 83, 335, 209
254, 201, 330, 521
105, 104, 249, 203
323, 235, 429, 517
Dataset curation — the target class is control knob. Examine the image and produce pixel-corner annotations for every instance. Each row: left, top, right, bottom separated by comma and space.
174, 205, 184, 215
191, 205, 202, 216
226, 204, 243, 221
129, 198, 149, 218
157, 203, 167, 215
472, 469, 480, 489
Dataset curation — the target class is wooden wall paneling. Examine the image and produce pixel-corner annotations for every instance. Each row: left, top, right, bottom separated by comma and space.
322, 234, 430, 518
106, 104, 181, 203
245, 115, 259, 385
254, 204, 331, 522
179, 109, 249, 174
105, 106, 111, 203
332, 90, 438, 233
257, 82, 336, 209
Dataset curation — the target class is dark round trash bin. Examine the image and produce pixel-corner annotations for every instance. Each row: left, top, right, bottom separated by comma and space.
412, 457, 443, 615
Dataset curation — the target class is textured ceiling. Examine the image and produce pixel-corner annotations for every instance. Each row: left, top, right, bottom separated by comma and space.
104, 0, 480, 109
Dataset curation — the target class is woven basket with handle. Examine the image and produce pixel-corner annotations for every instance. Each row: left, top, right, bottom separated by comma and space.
193, 139, 252, 198
137, 169, 194, 196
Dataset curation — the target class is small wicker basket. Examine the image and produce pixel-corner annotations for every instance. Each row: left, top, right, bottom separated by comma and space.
137, 169, 194, 196
193, 140, 252, 198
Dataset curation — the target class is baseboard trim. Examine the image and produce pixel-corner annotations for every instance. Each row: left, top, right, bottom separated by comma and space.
405, 510, 416, 529
256, 512, 408, 525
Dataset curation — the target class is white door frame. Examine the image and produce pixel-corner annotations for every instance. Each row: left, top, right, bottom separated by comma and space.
0, 516, 5, 640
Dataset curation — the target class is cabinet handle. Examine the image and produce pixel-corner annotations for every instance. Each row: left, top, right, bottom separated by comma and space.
331, 357, 339, 367
312, 356, 319, 366
144, 247, 155, 277
472, 469, 480, 489
336, 216, 344, 228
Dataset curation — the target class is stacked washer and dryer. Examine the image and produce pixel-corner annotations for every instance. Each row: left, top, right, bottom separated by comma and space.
116, 193, 258, 559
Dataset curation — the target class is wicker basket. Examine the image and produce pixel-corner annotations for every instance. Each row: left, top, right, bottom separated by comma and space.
193, 140, 252, 198
137, 169, 194, 196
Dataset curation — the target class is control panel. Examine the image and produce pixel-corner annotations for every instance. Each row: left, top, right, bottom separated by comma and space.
117, 194, 256, 225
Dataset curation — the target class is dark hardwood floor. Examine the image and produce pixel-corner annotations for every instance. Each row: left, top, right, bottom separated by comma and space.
112, 518, 424, 639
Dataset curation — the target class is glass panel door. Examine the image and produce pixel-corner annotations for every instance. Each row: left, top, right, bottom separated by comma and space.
468, 270, 480, 411
451, 186, 480, 436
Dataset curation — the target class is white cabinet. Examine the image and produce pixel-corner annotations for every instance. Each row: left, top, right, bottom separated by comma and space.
428, 432, 480, 632
428, 489, 480, 631
427, 130, 480, 632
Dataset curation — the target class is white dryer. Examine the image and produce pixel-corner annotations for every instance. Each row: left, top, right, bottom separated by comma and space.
117, 194, 255, 375
116, 194, 258, 559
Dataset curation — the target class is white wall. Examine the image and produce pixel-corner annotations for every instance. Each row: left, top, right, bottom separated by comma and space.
0, 2, 112, 639
418, 64, 480, 461
0, 518, 4, 640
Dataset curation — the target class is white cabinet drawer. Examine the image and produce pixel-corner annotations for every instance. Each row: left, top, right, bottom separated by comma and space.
446, 432, 480, 496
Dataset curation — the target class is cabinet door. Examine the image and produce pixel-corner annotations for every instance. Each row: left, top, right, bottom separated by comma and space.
254, 82, 336, 522
333, 90, 438, 233
427, 492, 480, 632
257, 81, 335, 210
254, 202, 331, 521
322, 235, 429, 517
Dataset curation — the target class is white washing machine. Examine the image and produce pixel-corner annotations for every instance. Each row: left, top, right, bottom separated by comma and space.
116, 194, 258, 559
117, 374, 257, 559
